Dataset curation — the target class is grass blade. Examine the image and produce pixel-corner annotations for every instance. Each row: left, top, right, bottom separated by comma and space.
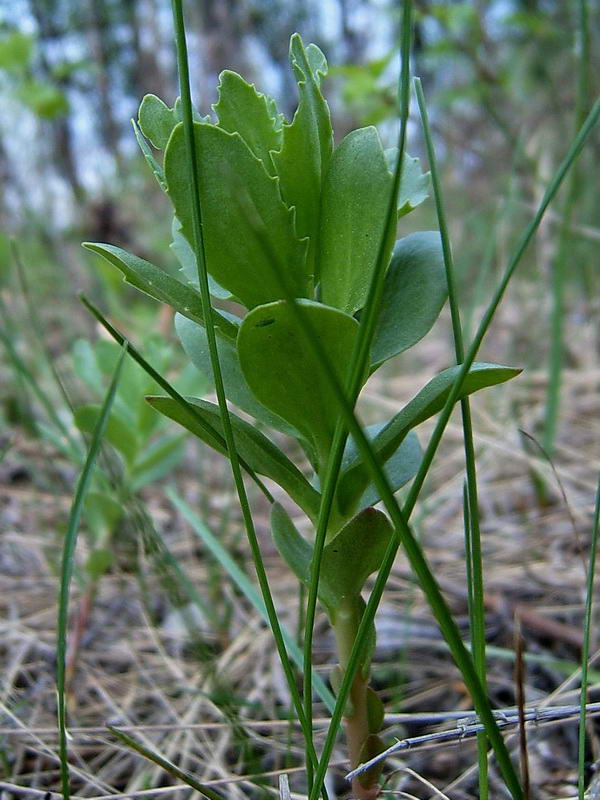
578, 475, 600, 799
414, 75, 489, 798
543, 0, 590, 454
108, 726, 226, 800
56, 344, 127, 800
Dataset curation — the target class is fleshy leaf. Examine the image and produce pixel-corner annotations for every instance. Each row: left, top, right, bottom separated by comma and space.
175, 314, 297, 436
271, 502, 312, 585
138, 94, 178, 150
237, 299, 359, 465
83, 243, 238, 341
148, 397, 321, 520
133, 119, 167, 190
370, 231, 447, 370
366, 687, 385, 733
74, 404, 137, 467
337, 425, 423, 515
170, 216, 232, 299
385, 149, 430, 216
319, 508, 394, 612
357, 734, 386, 787
138, 94, 206, 151
271, 34, 333, 284
320, 126, 394, 314
214, 70, 282, 175
271, 504, 394, 613
339, 363, 521, 504
165, 122, 307, 309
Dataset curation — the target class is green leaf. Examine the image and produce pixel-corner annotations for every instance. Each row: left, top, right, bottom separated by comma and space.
175, 314, 297, 435
130, 433, 185, 492
133, 119, 167, 190
164, 122, 307, 309
357, 733, 386, 787
271, 502, 312, 586
85, 548, 114, 579
237, 299, 359, 465
319, 508, 393, 612
339, 363, 521, 504
385, 149, 430, 216
83, 490, 122, 540
148, 397, 321, 520
17, 81, 68, 118
0, 31, 33, 70
320, 126, 394, 314
139, 93, 178, 150
338, 430, 423, 515
370, 231, 447, 370
74, 404, 138, 467
138, 94, 207, 150
338, 425, 423, 515
366, 687, 385, 733
214, 70, 282, 175
83, 242, 237, 341
170, 216, 232, 298
271, 34, 333, 284
271, 503, 394, 613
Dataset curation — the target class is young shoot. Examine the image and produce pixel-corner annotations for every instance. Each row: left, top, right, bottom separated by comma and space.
86, 33, 519, 798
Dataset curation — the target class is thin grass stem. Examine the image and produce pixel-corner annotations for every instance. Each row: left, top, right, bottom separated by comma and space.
543, 0, 590, 454
57, 345, 126, 800
108, 727, 226, 800
414, 75, 489, 799
578, 475, 600, 799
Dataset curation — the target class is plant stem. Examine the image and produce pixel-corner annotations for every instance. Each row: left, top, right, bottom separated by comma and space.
543, 0, 589, 455
170, 0, 321, 779
332, 598, 379, 800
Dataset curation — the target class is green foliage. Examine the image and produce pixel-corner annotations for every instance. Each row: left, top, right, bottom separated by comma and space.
214, 70, 283, 173
319, 126, 394, 314
0, 29, 68, 119
271, 504, 394, 614
86, 29, 523, 793
83, 243, 237, 340
16, 80, 69, 118
237, 299, 360, 465
72, 336, 198, 493
86, 23, 520, 650
370, 231, 447, 370
165, 123, 308, 308
271, 35, 333, 280
337, 362, 521, 514
0, 31, 34, 71
147, 395, 320, 520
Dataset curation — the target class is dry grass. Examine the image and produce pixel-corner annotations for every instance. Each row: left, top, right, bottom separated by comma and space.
1, 302, 600, 800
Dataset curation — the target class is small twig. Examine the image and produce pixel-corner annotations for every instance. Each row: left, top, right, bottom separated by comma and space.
345, 702, 600, 782
279, 774, 292, 800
